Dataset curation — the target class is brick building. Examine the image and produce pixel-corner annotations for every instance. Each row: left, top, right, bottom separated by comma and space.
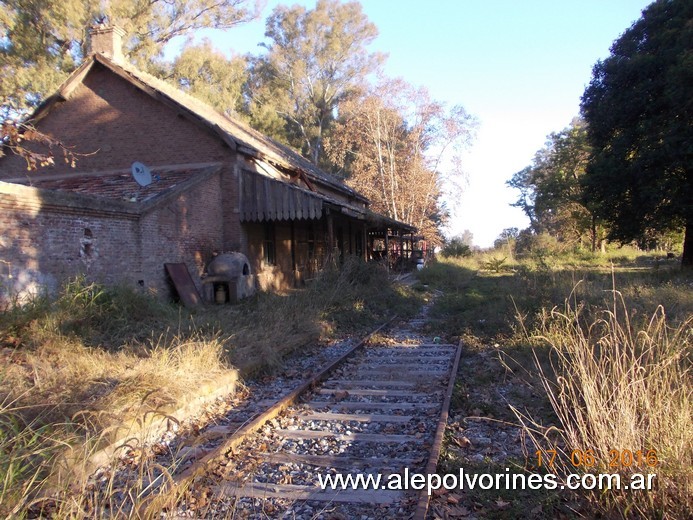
0, 26, 414, 305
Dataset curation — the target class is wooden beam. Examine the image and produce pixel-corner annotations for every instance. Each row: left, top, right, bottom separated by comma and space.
384, 228, 390, 271
290, 220, 296, 273
315, 388, 428, 398
326, 209, 335, 262
363, 224, 368, 261
217, 482, 404, 504
251, 451, 417, 471
320, 379, 418, 388
273, 429, 424, 444
305, 401, 439, 411
300, 411, 414, 423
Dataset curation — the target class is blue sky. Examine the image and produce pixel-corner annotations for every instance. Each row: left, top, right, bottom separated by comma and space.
171, 0, 653, 247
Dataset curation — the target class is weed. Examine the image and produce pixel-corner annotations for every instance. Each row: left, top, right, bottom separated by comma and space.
521, 299, 692, 519
482, 256, 508, 273
0, 261, 421, 515
423, 248, 692, 518
207, 257, 421, 375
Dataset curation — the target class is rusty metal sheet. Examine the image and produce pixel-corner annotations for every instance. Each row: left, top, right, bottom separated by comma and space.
164, 263, 202, 307
240, 170, 324, 222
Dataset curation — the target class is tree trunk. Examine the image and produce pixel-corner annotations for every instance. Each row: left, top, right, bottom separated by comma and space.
682, 222, 693, 269
590, 216, 597, 253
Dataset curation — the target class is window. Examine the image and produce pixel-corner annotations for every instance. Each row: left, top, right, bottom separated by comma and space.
263, 222, 276, 266
80, 228, 96, 263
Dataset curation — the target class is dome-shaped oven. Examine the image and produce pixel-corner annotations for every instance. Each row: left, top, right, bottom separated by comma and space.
202, 252, 255, 303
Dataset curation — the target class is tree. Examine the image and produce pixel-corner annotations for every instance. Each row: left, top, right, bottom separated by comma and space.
169, 39, 247, 119
442, 237, 471, 258
580, 0, 693, 266
494, 227, 519, 256
247, 0, 384, 165
1, 120, 82, 169
325, 78, 475, 244
458, 229, 474, 248
508, 118, 607, 251
0, 0, 260, 117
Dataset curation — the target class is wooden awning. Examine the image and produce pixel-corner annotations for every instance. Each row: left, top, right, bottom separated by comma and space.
240, 170, 323, 222
239, 169, 417, 236
364, 210, 416, 234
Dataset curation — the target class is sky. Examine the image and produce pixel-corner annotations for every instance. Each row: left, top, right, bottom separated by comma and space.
169, 0, 653, 248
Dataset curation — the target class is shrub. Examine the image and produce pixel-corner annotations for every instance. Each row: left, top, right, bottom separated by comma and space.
521, 297, 692, 519
442, 237, 472, 258
481, 256, 507, 272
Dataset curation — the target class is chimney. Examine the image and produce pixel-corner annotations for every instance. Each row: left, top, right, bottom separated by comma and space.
88, 24, 125, 63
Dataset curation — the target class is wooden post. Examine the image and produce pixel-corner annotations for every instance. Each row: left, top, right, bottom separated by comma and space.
326, 210, 335, 264
363, 225, 368, 261
384, 228, 389, 272
348, 219, 353, 256
290, 220, 297, 285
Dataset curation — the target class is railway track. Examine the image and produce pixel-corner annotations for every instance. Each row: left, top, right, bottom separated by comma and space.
160, 308, 462, 519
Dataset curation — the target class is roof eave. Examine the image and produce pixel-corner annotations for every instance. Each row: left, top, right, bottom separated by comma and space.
21, 57, 97, 126
18, 53, 372, 207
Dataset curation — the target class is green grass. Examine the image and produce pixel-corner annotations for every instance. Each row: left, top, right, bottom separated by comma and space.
0, 258, 422, 517
421, 248, 692, 519
421, 252, 691, 342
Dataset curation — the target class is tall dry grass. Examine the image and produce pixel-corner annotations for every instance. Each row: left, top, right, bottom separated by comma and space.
0, 278, 231, 517
522, 293, 692, 519
0, 395, 190, 518
0, 335, 229, 517
211, 257, 421, 375
0, 260, 420, 516
422, 252, 691, 517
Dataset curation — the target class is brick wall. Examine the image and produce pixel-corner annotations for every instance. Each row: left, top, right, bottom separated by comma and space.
140, 172, 224, 298
0, 62, 240, 303
0, 63, 231, 179
0, 59, 374, 302
0, 185, 141, 305
0, 171, 226, 305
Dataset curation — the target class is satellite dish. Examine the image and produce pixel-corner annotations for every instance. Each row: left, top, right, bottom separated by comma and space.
131, 161, 152, 187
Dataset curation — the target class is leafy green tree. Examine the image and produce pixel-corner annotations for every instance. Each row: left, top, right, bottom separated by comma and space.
494, 227, 519, 258
508, 118, 606, 251
580, 0, 693, 266
248, 0, 384, 165
169, 39, 247, 118
244, 55, 292, 144
0, 0, 260, 116
458, 229, 474, 248
442, 237, 472, 258
495, 227, 519, 244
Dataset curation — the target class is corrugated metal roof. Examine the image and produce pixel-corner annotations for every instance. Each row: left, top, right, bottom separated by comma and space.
21, 52, 415, 233
240, 169, 323, 222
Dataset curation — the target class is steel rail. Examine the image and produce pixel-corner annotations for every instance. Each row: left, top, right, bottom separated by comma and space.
412, 340, 463, 520
139, 316, 461, 519
174, 318, 394, 484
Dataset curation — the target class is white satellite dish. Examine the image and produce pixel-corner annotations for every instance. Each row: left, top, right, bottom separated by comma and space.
131, 161, 152, 187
